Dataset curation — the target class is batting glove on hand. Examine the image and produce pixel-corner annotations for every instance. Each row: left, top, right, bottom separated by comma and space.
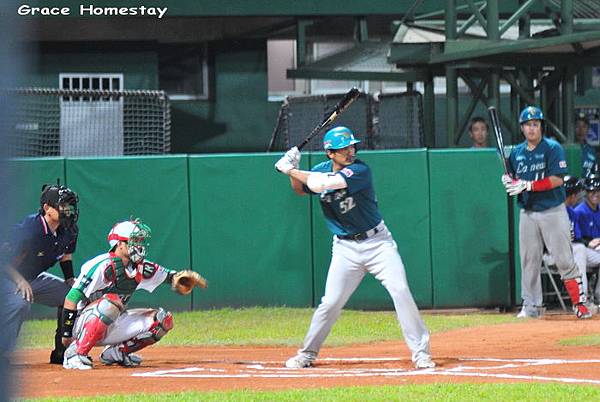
505, 179, 532, 196
501, 174, 513, 186
275, 155, 296, 175
285, 146, 301, 168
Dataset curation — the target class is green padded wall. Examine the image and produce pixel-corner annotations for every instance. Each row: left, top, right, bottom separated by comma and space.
7, 158, 65, 224
429, 149, 511, 307
311, 150, 433, 309
189, 153, 313, 308
65, 156, 191, 311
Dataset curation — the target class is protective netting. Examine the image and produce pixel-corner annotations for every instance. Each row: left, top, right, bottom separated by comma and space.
268, 90, 424, 151
0, 88, 171, 157
370, 91, 424, 149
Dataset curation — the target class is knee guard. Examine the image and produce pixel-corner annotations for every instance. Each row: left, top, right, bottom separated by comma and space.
76, 294, 123, 355
121, 308, 173, 354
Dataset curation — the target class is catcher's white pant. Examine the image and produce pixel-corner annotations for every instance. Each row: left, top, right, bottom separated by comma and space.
73, 306, 159, 346
298, 223, 432, 363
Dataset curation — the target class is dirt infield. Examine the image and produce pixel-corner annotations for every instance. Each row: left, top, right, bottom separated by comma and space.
14, 313, 600, 398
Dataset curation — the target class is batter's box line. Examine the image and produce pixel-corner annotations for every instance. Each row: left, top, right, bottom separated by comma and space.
131, 357, 600, 385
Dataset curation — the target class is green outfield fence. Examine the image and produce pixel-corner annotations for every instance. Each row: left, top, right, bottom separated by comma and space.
9, 145, 582, 317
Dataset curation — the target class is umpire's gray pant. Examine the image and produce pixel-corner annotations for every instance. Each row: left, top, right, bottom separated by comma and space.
520, 204, 579, 307
0, 272, 69, 353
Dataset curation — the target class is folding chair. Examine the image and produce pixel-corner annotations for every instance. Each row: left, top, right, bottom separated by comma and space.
541, 259, 569, 311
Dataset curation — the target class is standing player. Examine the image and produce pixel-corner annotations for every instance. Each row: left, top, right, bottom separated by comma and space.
502, 106, 591, 319
274, 126, 434, 370
0, 184, 79, 363
61, 219, 206, 370
575, 116, 597, 178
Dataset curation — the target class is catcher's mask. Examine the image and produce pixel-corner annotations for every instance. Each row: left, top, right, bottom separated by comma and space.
107, 219, 151, 265
40, 184, 79, 229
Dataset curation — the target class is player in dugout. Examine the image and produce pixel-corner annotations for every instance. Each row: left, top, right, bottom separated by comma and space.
0, 184, 79, 364
274, 126, 434, 370
502, 106, 591, 319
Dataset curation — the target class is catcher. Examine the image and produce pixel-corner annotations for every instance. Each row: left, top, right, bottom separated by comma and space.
60, 218, 207, 370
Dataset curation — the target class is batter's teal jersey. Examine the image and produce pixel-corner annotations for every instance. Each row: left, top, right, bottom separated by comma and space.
508, 137, 567, 211
306, 159, 382, 235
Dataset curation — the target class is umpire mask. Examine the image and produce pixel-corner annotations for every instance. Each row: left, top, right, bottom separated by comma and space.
40, 185, 79, 229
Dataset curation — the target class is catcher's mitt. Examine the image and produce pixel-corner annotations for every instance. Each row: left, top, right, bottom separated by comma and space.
171, 270, 208, 295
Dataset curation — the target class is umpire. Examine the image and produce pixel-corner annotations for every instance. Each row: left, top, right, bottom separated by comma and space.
0, 184, 79, 363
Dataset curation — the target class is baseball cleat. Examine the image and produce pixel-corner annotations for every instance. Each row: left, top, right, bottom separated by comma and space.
574, 303, 592, 319
63, 353, 93, 370
284, 354, 314, 368
516, 305, 544, 318
49, 348, 64, 365
415, 356, 436, 369
100, 346, 142, 367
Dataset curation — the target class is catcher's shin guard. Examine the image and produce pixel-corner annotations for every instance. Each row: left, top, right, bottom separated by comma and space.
120, 308, 173, 354
75, 294, 123, 355
563, 277, 592, 319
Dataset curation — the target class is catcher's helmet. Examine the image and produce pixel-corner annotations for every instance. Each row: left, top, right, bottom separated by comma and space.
107, 219, 151, 264
584, 174, 600, 192
519, 106, 544, 124
323, 126, 361, 150
563, 175, 583, 197
40, 184, 79, 228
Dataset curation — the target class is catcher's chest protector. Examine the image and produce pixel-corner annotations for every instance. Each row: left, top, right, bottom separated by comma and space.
102, 261, 140, 303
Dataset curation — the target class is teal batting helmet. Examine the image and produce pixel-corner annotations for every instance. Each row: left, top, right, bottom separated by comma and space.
519, 106, 544, 124
323, 126, 361, 150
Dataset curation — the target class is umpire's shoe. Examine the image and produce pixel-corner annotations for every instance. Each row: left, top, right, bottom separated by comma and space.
49, 348, 64, 365
100, 345, 142, 367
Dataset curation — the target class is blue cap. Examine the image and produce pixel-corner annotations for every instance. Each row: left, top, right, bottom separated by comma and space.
519, 106, 544, 124
323, 126, 361, 150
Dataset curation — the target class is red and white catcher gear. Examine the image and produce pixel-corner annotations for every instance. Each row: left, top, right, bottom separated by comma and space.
75, 294, 123, 355
563, 277, 592, 319
100, 307, 173, 366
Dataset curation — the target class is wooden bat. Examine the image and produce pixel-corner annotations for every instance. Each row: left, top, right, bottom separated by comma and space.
296, 87, 361, 150
488, 106, 510, 176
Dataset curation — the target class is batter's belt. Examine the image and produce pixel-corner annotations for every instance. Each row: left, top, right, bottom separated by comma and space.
337, 221, 385, 241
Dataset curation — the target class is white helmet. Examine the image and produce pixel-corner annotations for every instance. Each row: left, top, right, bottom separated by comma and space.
107, 219, 151, 264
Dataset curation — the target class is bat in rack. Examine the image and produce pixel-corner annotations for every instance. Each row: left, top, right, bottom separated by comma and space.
296, 87, 361, 150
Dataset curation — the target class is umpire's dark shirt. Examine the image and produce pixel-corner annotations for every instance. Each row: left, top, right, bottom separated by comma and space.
8, 213, 78, 282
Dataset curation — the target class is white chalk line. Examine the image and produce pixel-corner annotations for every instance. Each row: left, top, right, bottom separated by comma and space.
131, 357, 600, 385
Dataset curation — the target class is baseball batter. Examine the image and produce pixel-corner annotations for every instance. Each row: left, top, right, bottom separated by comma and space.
0, 184, 79, 364
274, 126, 434, 370
61, 219, 206, 369
502, 106, 591, 319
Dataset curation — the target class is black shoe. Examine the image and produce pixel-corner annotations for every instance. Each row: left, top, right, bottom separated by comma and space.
49, 348, 64, 365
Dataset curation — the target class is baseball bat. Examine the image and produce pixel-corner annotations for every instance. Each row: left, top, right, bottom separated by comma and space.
487, 106, 510, 176
296, 87, 361, 150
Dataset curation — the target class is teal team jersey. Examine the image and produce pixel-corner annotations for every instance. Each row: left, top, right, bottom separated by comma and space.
307, 159, 382, 235
582, 143, 597, 178
508, 137, 567, 211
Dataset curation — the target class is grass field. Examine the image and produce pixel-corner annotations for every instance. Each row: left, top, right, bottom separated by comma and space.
27, 384, 600, 402
19, 308, 520, 348
18, 308, 600, 401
